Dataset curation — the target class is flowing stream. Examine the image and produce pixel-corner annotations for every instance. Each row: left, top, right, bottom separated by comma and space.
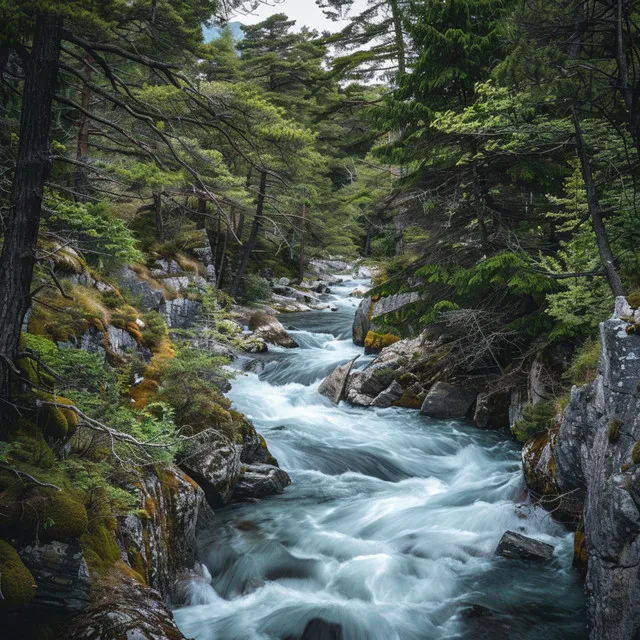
174, 277, 586, 640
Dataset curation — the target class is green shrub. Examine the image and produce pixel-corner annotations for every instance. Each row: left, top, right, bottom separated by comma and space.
21, 333, 113, 393
608, 418, 623, 443
512, 401, 556, 443
564, 337, 601, 386
243, 273, 272, 302
142, 311, 168, 347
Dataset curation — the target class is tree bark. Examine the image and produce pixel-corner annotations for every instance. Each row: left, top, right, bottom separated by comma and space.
389, 0, 405, 76
230, 170, 267, 297
75, 56, 93, 198
0, 15, 63, 417
296, 203, 307, 284
154, 190, 164, 241
573, 111, 627, 298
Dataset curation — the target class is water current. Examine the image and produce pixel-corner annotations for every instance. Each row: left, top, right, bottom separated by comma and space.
174, 276, 587, 640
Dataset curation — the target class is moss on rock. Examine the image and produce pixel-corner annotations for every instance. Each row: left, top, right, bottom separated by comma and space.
394, 390, 423, 409
0, 540, 36, 609
364, 331, 400, 354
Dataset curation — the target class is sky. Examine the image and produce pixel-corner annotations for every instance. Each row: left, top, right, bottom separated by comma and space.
238, 0, 367, 32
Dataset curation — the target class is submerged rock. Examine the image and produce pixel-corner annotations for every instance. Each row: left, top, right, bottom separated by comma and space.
420, 381, 477, 419
495, 531, 554, 562
249, 311, 299, 348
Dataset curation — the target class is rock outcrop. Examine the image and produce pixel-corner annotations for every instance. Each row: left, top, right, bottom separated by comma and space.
555, 298, 640, 639
248, 311, 299, 348
118, 466, 209, 600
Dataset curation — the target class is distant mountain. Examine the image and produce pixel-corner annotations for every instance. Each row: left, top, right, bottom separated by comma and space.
202, 21, 244, 43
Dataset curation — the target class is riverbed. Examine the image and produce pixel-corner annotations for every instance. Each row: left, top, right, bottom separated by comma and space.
174, 276, 586, 640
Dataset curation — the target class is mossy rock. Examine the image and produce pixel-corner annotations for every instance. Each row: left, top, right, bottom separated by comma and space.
0, 486, 88, 543
32, 392, 79, 440
632, 441, 640, 465
364, 331, 400, 354
0, 540, 36, 609
81, 523, 121, 576
393, 390, 423, 410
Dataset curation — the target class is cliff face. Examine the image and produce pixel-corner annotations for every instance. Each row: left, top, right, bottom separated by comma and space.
556, 299, 640, 639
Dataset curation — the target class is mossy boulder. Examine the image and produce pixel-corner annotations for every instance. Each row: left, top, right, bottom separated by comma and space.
0, 540, 36, 609
0, 486, 88, 543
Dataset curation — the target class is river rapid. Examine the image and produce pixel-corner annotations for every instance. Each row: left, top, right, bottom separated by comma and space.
174, 276, 586, 640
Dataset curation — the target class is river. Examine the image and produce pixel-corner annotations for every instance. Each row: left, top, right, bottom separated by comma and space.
173, 276, 586, 640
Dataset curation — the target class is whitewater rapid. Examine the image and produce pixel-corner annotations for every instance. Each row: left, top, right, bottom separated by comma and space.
174, 277, 586, 639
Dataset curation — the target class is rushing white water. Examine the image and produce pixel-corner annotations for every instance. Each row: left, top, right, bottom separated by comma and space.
174, 278, 586, 640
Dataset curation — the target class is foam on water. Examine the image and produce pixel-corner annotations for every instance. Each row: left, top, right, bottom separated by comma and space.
174, 277, 586, 640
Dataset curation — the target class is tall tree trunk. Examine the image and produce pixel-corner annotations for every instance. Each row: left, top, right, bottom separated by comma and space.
573, 111, 627, 298
154, 190, 164, 242
230, 170, 267, 298
0, 15, 63, 417
389, 0, 405, 76
296, 203, 306, 284
614, 0, 640, 155
75, 56, 93, 198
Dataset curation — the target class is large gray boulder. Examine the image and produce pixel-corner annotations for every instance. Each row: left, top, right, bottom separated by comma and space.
248, 311, 299, 348
496, 531, 554, 562
556, 301, 640, 639
420, 382, 478, 419
179, 428, 289, 508
318, 356, 360, 404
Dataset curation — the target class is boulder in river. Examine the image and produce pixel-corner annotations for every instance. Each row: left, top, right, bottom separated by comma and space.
318, 356, 360, 404
496, 531, 554, 561
233, 464, 291, 501
371, 380, 405, 408
248, 311, 299, 348
420, 381, 478, 419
